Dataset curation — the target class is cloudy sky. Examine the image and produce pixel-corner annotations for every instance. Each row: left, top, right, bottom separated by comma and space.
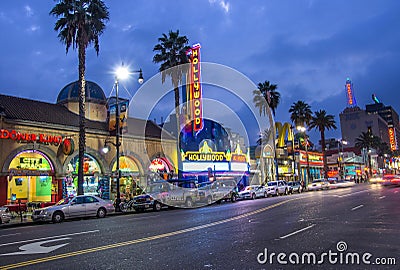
0, 0, 399, 145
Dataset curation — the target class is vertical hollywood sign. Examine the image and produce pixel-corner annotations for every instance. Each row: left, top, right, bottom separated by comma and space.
388, 127, 397, 150
189, 44, 203, 132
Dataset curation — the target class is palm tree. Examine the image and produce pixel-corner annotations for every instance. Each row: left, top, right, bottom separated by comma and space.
153, 30, 190, 176
355, 131, 381, 178
256, 81, 281, 116
289, 100, 312, 128
50, 0, 109, 195
308, 110, 337, 179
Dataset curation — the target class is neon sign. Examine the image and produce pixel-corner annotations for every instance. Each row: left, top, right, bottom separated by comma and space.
388, 127, 397, 150
188, 43, 203, 132
345, 78, 357, 107
0, 129, 63, 146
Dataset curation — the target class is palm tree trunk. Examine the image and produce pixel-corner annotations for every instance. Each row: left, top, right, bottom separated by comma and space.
367, 147, 372, 178
77, 44, 86, 195
174, 86, 182, 178
320, 131, 328, 179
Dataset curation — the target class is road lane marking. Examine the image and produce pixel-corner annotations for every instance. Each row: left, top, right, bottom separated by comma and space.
337, 190, 369, 198
278, 224, 316, 239
0, 238, 71, 256
126, 215, 160, 221
351, 204, 364, 211
379, 196, 386, 199
0, 199, 297, 269
0, 233, 21, 238
0, 230, 99, 247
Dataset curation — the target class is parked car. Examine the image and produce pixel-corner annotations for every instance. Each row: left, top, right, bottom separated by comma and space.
211, 179, 239, 203
132, 181, 171, 212
165, 179, 202, 208
307, 179, 330, 191
0, 206, 12, 224
238, 185, 267, 200
287, 181, 302, 193
31, 195, 115, 223
197, 181, 214, 205
266, 180, 289, 196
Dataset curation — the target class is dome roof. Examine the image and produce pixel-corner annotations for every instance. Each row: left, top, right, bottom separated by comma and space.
57, 81, 107, 105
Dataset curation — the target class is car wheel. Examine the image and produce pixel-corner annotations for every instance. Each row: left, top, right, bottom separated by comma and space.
207, 196, 213, 205
251, 193, 256, 200
153, 201, 162, 211
185, 197, 193, 208
97, 208, 107, 218
231, 194, 237, 202
52, 211, 64, 223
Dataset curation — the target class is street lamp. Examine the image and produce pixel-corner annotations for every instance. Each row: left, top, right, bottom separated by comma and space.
112, 64, 144, 211
297, 125, 311, 186
338, 139, 348, 179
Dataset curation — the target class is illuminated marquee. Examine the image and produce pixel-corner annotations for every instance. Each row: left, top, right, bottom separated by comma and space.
188, 43, 203, 132
388, 127, 397, 151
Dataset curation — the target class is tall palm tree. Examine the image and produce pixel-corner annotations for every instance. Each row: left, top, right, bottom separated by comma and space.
308, 110, 337, 179
153, 30, 190, 176
289, 100, 313, 128
256, 81, 281, 116
50, 0, 109, 195
355, 131, 381, 178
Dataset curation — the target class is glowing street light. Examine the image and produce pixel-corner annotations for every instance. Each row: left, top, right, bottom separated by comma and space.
111, 64, 144, 211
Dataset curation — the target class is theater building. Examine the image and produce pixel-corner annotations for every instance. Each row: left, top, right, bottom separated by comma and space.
0, 81, 177, 206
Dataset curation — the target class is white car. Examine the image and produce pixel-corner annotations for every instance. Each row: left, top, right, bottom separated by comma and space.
238, 185, 267, 200
266, 181, 289, 196
329, 179, 356, 189
307, 179, 330, 191
0, 207, 12, 224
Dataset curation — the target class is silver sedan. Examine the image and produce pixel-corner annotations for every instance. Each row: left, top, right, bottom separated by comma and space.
31, 195, 115, 223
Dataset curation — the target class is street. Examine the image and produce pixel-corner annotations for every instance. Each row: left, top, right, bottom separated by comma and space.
0, 184, 399, 270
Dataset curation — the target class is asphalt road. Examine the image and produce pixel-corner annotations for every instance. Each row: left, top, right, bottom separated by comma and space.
0, 183, 398, 270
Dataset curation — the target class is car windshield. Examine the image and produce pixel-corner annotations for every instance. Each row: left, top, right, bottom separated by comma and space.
56, 197, 71, 205
267, 182, 277, 186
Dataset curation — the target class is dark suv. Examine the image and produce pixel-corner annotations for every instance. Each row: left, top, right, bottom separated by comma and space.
132, 181, 171, 212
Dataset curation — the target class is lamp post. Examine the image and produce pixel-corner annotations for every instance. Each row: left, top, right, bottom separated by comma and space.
297, 125, 311, 186
290, 125, 297, 181
338, 139, 348, 179
111, 65, 143, 212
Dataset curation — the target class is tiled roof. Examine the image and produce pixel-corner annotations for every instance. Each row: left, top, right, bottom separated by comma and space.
0, 94, 175, 140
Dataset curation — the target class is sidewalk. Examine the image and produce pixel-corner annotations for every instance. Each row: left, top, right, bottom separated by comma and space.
0, 210, 133, 229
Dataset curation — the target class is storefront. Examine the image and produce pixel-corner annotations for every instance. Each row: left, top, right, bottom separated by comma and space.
112, 155, 143, 198
0, 80, 177, 206
7, 150, 55, 203
298, 150, 324, 185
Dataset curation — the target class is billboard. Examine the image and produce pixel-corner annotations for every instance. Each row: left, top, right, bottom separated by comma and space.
108, 100, 129, 134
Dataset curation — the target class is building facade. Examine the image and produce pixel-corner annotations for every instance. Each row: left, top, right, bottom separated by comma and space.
0, 81, 177, 206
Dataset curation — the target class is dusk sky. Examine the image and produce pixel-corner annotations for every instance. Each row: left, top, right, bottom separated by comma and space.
1, 1, 399, 145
